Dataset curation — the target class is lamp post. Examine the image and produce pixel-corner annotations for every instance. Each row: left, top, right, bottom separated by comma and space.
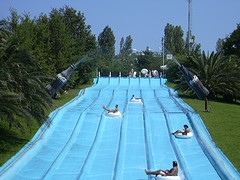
186, 0, 193, 54
162, 37, 165, 77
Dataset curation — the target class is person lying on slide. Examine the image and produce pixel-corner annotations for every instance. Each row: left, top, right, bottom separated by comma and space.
103, 104, 119, 113
145, 161, 178, 176
171, 124, 190, 135
131, 94, 141, 100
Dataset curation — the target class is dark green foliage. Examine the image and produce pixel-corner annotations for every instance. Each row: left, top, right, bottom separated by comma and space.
164, 23, 185, 55
97, 26, 116, 75
135, 47, 161, 72
0, 29, 53, 132
115, 35, 137, 76
98, 26, 115, 57
173, 51, 240, 101
119, 35, 133, 56
76, 53, 98, 84
0, 6, 97, 133
223, 23, 240, 57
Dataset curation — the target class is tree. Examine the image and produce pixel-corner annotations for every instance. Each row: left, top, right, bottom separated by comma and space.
32, 14, 54, 75
175, 51, 240, 101
97, 26, 116, 76
115, 35, 136, 76
136, 47, 154, 71
216, 38, 225, 54
119, 37, 124, 55
60, 6, 96, 58
58, 6, 97, 86
34, 6, 96, 88
164, 23, 185, 55
98, 26, 115, 58
119, 35, 133, 56
0, 25, 52, 132
0, 5, 99, 132
48, 8, 74, 72
223, 23, 240, 57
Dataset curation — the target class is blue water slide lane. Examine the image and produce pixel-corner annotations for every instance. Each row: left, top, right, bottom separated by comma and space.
49, 77, 125, 179
142, 90, 179, 179
0, 77, 239, 180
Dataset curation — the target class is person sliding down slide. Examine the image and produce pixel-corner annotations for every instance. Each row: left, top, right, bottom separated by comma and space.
171, 124, 190, 135
102, 104, 119, 113
130, 94, 142, 103
145, 161, 178, 177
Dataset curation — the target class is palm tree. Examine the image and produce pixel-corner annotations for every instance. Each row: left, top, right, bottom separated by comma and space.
177, 51, 240, 102
0, 21, 53, 132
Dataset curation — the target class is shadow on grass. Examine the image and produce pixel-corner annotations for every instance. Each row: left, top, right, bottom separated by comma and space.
0, 127, 29, 153
178, 93, 240, 106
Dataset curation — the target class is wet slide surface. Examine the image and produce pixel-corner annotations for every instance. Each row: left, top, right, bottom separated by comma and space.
0, 77, 239, 180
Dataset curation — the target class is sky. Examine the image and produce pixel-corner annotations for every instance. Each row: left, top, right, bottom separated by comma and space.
1, 0, 240, 54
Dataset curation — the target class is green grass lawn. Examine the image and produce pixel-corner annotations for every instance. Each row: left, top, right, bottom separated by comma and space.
0, 119, 40, 166
0, 82, 239, 172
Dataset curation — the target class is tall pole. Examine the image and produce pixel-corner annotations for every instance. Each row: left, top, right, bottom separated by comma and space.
162, 37, 165, 77
187, 0, 192, 54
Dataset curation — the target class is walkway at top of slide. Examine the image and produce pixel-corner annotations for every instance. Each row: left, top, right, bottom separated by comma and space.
0, 77, 239, 180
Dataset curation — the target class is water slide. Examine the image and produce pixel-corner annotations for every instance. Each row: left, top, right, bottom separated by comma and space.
0, 77, 239, 180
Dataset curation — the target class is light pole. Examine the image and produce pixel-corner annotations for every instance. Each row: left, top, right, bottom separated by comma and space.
186, 0, 193, 54
162, 37, 165, 77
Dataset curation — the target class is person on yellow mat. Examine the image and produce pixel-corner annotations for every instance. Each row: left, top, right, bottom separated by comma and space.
102, 104, 119, 113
